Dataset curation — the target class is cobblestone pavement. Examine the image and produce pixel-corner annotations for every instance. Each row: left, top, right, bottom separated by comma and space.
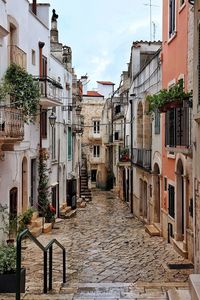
0, 190, 193, 299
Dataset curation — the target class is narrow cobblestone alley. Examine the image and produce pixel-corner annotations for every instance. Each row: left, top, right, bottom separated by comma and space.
0, 191, 193, 299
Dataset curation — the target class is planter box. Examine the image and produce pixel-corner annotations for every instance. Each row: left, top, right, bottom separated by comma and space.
0, 268, 25, 293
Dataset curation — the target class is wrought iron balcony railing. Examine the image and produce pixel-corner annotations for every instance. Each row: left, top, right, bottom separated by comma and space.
9, 45, 27, 69
132, 148, 151, 171
0, 106, 24, 140
34, 76, 63, 106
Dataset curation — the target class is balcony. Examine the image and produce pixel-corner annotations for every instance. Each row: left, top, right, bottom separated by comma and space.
113, 104, 124, 120
0, 106, 24, 144
89, 131, 102, 141
34, 76, 63, 108
72, 115, 84, 133
132, 148, 151, 171
9, 45, 27, 69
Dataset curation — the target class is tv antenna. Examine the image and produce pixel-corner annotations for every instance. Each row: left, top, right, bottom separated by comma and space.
144, 0, 159, 41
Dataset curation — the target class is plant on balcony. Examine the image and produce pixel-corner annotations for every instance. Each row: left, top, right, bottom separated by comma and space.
147, 80, 192, 113
119, 148, 129, 162
2, 63, 40, 123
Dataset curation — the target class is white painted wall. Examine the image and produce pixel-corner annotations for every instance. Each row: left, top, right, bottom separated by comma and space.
97, 83, 114, 98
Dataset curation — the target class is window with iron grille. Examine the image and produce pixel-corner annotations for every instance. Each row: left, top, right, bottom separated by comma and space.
169, 0, 176, 38
165, 107, 190, 147
93, 120, 100, 134
93, 145, 100, 157
154, 110, 160, 134
168, 184, 175, 218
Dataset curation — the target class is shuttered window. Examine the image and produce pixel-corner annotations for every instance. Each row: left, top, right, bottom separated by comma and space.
68, 127, 72, 160
168, 184, 175, 218
154, 110, 160, 134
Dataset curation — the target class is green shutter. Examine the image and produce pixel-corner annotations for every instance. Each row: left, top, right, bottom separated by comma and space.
68, 127, 72, 160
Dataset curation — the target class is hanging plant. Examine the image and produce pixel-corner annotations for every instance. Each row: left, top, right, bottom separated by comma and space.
2, 63, 40, 123
147, 80, 192, 113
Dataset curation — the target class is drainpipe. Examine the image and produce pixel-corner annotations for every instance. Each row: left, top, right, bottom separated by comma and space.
32, 0, 37, 15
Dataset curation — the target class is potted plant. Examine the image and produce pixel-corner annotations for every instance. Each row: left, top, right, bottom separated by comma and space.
18, 207, 35, 234
44, 204, 56, 224
0, 204, 18, 245
120, 148, 129, 162
147, 80, 192, 114
0, 245, 26, 293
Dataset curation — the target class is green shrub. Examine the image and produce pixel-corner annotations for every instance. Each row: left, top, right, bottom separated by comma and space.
18, 208, 35, 233
0, 246, 16, 274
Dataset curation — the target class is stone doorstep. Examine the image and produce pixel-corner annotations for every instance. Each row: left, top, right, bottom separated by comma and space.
29, 226, 42, 238
30, 217, 43, 228
167, 288, 191, 300
60, 206, 72, 216
42, 222, 52, 234
145, 224, 160, 237
31, 211, 39, 221
172, 239, 188, 259
190, 274, 200, 300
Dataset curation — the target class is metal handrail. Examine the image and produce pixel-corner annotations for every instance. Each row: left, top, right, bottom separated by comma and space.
16, 229, 66, 300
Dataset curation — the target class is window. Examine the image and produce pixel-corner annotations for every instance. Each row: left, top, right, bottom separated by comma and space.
32, 50, 36, 65
68, 127, 72, 160
93, 121, 100, 134
165, 107, 190, 147
93, 145, 100, 157
42, 55, 47, 77
164, 177, 167, 191
115, 105, 121, 115
168, 184, 175, 218
154, 110, 160, 134
114, 131, 119, 140
91, 170, 97, 182
41, 110, 47, 139
52, 126, 56, 160
169, 0, 176, 38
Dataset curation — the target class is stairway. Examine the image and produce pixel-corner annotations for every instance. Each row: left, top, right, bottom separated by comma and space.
80, 156, 92, 202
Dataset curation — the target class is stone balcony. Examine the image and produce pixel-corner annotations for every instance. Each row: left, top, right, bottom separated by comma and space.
9, 45, 27, 69
0, 106, 24, 148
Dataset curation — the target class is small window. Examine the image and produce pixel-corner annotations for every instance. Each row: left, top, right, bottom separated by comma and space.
169, 0, 176, 38
164, 177, 167, 191
115, 105, 121, 115
32, 50, 36, 65
168, 184, 175, 218
91, 170, 97, 182
93, 145, 100, 158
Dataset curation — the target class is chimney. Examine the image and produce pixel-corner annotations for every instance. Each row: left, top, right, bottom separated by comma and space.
81, 76, 88, 95
50, 9, 59, 43
62, 46, 72, 72
32, 0, 37, 15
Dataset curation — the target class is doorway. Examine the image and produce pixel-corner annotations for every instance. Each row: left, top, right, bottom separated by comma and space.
176, 159, 184, 241
9, 187, 18, 237
153, 163, 160, 224
22, 157, 28, 212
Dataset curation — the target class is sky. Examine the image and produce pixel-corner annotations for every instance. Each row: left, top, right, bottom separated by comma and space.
39, 0, 162, 90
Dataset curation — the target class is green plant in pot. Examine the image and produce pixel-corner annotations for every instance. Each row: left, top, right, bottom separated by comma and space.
0, 245, 26, 293
18, 207, 35, 234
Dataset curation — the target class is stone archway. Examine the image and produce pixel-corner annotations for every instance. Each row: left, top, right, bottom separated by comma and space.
176, 159, 184, 241
22, 157, 28, 213
153, 163, 161, 224
137, 102, 143, 148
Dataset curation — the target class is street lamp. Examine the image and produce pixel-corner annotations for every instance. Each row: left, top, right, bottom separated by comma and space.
49, 111, 56, 127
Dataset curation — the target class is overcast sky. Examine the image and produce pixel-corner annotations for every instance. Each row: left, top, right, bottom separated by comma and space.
39, 0, 162, 90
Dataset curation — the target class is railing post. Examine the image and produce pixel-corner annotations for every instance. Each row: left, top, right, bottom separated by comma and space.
43, 251, 48, 293
63, 249, 66, 283
49, 246, 53, 290
16, 233, 22, 300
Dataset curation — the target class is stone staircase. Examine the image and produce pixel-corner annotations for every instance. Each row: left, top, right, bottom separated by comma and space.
27, 212, 52, 237
59, 202, 76, 219
80, 157, 92, 202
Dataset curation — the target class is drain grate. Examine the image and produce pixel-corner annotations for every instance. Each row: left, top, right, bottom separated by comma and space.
167, 263, 194, 269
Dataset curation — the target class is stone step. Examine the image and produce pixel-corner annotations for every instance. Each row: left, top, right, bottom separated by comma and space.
29, 226, 42, 238
60, 206, 72, 216
31, 211, 39, 221
189, 274, 200, 300
145, 224, 160, 236
60, 209, 76, 219
31, 217, 43, 228
172, 239, 188, 259
42, 222, 52, 234
167, 288, 191, 300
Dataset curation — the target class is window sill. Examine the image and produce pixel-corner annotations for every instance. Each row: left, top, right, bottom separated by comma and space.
166, 146, 192, 156
179, 2, 186, 13
168, 32, 177, 45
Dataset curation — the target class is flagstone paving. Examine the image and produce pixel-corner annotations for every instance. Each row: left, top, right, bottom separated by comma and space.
0, 190, 193, 299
